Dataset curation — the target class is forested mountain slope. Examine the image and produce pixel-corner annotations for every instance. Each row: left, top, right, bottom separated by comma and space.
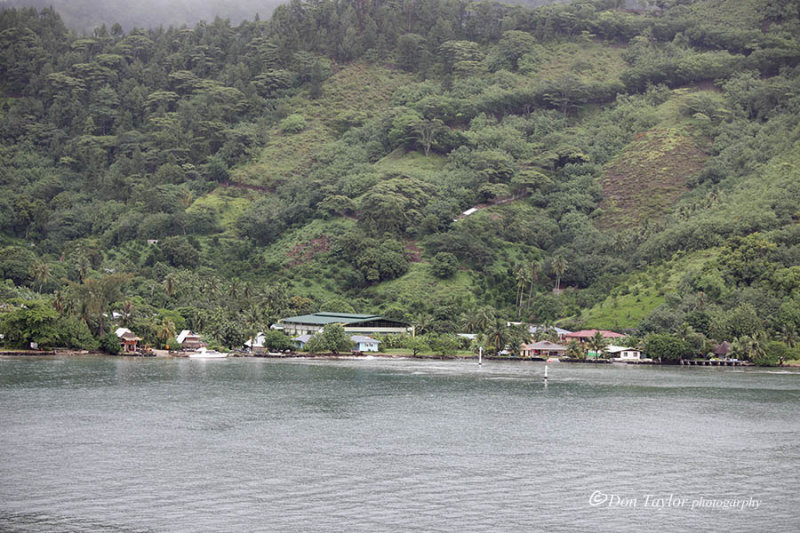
1, 0, 800, 362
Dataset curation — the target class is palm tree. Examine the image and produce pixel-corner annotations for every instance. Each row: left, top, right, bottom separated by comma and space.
463, 306, 493, 333
163, 274, 176, 297
780, 323, 797, 348
120, 300, 135, 327
526, 260, 541, 310
73, 251, 91, 282
566, 340, 584, 360
413, 312, 433, 336
156, 318, 176, 348
552, 255, 568, 294
733, 333, 767, 362
586, 331, 607, 361
68, 274, 132, 336
30, 260, 51, 293
486, 319, 509, 355
514, 264, 528, 313
53, 291, 65, 313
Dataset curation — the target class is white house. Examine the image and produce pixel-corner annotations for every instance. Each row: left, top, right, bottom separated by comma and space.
351, 335, 380, 352
607, 345, 642, 361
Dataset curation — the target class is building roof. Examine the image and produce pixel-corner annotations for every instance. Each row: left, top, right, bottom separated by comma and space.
351, 335, 380, 344
245, 332, 266, 348
279, 312, 408, 327
120, 331, 141, 341
714, 341, 732, 356
529, 325, 573, 336
176, 330, 200, 344
523, 340, 567, 351
292, 334, 380, 345
566, 329, 625, 339
281, 312, 383, 325
606, 345, 638, 354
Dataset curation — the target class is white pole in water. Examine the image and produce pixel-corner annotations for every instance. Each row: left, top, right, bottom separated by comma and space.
478, 346, 483, 366
544, 365, 548, 381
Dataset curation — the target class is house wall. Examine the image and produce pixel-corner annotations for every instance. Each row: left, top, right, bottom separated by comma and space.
281, 323, 325, 336
356, 342, 379, 352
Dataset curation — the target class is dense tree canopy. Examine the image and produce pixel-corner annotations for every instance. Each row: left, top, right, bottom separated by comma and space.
1, 0, 800, 362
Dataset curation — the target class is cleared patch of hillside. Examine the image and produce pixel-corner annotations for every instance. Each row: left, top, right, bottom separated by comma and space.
374, 149, 447, 181
596, 127, 707, 229
537, 40, 628, 84
231, 63, 415, 188
367, 263, 476, 310
187, 187, 258, 235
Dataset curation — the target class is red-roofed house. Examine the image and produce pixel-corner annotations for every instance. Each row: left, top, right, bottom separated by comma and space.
565, 329, 625, 346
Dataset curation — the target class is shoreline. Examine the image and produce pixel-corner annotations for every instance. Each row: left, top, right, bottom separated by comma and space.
1, 350, 795, 367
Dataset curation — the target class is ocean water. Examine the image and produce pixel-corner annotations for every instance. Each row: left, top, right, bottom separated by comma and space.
1, 356, 798, 532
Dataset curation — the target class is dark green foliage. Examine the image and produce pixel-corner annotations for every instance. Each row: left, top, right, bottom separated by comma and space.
334, 232, 409, 285
0, 299, 97, 350
430, 252, 459, 279
644, 333, 693, 362
99, 332, 121, 354
262, 330, 294, 352
0, 0, 799, 349
306, 324, 353, 354
160, 236, 200, 268
206, 310, 246, 350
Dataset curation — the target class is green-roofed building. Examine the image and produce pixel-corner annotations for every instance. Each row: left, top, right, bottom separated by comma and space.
276, 312, 411, 336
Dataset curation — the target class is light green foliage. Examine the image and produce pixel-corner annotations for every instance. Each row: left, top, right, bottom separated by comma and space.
425, 333, 460, 357
307, 324, 353, 354
279, 114, 307, 134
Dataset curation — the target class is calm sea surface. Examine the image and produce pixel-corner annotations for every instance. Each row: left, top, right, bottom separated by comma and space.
1, 356, 799, 532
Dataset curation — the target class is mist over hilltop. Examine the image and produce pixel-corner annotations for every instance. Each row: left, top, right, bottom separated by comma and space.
0, 0, 284, 31
0, 0, 652, 32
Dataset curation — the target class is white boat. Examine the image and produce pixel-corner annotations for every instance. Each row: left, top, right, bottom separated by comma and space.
188, 348, 229, 359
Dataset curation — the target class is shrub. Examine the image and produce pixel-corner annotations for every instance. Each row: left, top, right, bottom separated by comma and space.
279, 114, 307, 134
100, 332, 121, 354
430, 252, 459, 279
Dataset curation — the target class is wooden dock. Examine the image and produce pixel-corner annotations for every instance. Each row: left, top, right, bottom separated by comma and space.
681, 359, 746, 366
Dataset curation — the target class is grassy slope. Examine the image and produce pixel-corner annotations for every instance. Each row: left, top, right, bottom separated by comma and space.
374, 149, 448, 182
367, 263, 476, 310
188, 187, 258, 235
537, 40, 628, 83
579, 249, 720, 330
231, 63, 415, 188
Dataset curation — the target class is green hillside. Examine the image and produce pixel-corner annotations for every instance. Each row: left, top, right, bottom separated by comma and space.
1, 0, 800, 363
